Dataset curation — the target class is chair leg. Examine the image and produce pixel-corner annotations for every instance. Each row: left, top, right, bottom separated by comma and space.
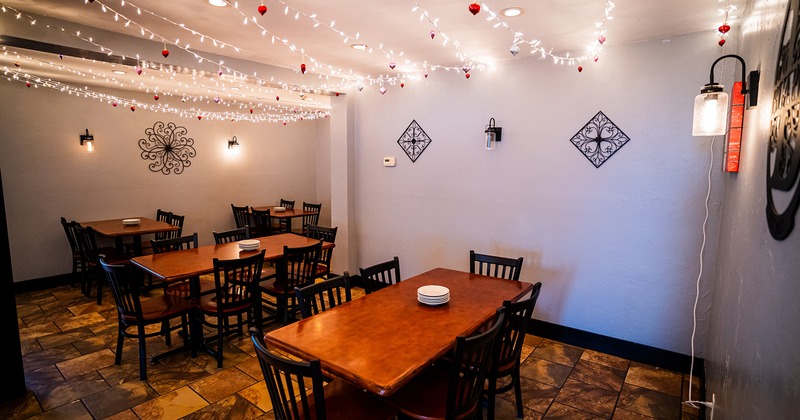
216, 320, 224, 368
96, 275, 104, 305
137, 325, 148, 381
162, 321, 172, 346
513, 365, 523, 417
115, 325, 124, 365
487, 375, 497, 420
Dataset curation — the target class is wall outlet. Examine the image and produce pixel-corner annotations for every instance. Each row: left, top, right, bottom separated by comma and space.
383, 157, 396, 167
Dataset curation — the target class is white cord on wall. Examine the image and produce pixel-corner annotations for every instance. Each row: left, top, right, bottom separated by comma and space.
682, 136, 716, 418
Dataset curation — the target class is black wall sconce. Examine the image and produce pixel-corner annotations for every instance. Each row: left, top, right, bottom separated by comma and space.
692, 54, 760, 136
485, 118, 502, 150
227, 135, 239, 149
79, 129, 95, 152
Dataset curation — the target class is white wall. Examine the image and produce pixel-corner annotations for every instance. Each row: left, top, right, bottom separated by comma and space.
0, 81, 323, 281
705, 0, 800, 417
351, 32, 725, 354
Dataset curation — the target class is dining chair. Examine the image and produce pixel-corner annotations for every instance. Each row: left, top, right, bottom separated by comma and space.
251, 208, 274, 237
60, 217, 85, 288
294, 273, 351, 319
279, 199, 295, 209
485, 283, 542, 419
198, 249, 265, 368
166, 212, 185, 239
300, 202, 322, 234
387, 310, 506, 420
305, 225, 337, 279
99, 258, 196, 381
359, 256, 400, 294
260, 241, 321, 324
231, 204, 251, 230
469, 250, 524, 281
212, 226, 251, 244
274, 199, 295, 233
250, 329, 398, 420
74, 225, 130, 304
151, 233, 216, 298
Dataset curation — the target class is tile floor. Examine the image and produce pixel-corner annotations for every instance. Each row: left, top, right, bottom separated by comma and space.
2, 283, 703, 419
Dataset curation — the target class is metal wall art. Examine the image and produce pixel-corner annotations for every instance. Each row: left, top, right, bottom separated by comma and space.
767, 0, 800, 240
570, 111, 630, 168
138, 121, 197, 175
397, 119, 432, 162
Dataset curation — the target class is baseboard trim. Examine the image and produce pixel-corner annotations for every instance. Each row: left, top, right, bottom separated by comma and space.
14, 273, 74, 294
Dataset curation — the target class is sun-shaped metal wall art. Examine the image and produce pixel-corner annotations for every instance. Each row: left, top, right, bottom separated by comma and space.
397, 119, 432, 163
138, 121, 197, 175
570, 111, 630, 168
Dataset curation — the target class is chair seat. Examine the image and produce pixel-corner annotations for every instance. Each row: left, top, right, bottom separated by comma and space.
120, 295, 196, 324
165, 277, 216, 297
315, 264, 329, 277
260, 266, 277, 280
259, 278, 287, 294
199, 294, 252, 314
387, 364, 476, 420
320, 380, 398, 420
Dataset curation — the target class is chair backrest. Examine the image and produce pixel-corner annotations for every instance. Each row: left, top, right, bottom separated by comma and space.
279, 199, 295, 210
493, 283, 542, 376
168, 213, 185, 239
306, 225, 337, 267
251, 329, 327, 420
151, 233, 199, 254
74, 225, 100, 262
99, 259, 143, 321
447, 310, 506, 419
213, 226, 251, 244
294, 273, 351, 319
60, 217, 81, 256
276, 241, 321, 291
301, 202, 322, 233
359, 256, 400, 294
212, 249, 265, 313
154, 209, 174, 241
251, 208, 273, 237
231, 204, 251, 229
469, 250, 524, 281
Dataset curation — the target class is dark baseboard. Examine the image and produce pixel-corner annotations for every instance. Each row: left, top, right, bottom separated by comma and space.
14, 273, 74, 294
529, 319, 704, 380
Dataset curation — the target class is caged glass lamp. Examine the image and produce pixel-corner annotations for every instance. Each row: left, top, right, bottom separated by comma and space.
692, 54, 759, 137
484, 118, 502, 150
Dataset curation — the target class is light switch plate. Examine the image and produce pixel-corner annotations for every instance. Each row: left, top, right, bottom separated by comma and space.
383, 156, 396, 167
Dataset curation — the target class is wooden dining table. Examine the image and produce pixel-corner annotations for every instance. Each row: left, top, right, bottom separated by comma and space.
264, 268, 533, 397
80, 217, 178, 256
251, 206, 319, 233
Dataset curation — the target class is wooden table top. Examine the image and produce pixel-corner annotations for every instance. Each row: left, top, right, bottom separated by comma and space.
80, 217, 178, 237
130, 233, 333, 283
250, 206, 319, 219
264, 268, 533, 396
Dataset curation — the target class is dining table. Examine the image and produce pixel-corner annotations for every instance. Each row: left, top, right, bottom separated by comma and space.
264, 267, 533, 397
251, 205, 319, 233
80, 217, 178, 256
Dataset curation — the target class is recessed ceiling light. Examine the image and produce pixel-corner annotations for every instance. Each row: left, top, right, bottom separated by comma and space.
350, 43, 367, 50
208, 0, 227, 7
501, 7, 523, 17
112, 69, 126, 74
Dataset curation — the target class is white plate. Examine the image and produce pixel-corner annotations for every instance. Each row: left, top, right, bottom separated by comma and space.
122, 218, 140, 225
274, 206, 286, 212
239, 239, 260, 247
417, 285, 450, 297
418, 295, 450, 306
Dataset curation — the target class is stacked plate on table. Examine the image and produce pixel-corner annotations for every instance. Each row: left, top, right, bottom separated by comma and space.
273, 206, 286, 212
417, 285, 450, 306
238, 239, 260, 251
122, 218, 141, 226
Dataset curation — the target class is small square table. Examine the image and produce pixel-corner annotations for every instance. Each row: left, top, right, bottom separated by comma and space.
80, 217, 178, 256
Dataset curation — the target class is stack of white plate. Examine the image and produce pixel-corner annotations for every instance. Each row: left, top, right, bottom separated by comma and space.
274, 206, 286, 212
122, 218, 140, 226
417, 285, 450, 306
238, 239, 260, 251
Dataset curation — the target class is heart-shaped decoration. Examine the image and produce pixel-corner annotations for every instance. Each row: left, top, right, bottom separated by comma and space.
161, 48, 169, 58
250, 108, 254, 113
59, 54, 63, 59
276, 96, 280, 101
197, 115, 202, 120
130, 105, 136, 112
135, 66, 143, 75
719, 39, 726, 46
389, 62, 396, 69
593, 56, 599, 62
301, 63, 306, 74
335, 92, 340, 96
283, 121, 287, 125
718, 24, 731, 34
598, 35, 606, 45
379, 86, 387, 95
258, 4, 267, 15
26, 82, 31, 88
13, 62, 20, 67
424, 72, 429, 78
578, 66, 583, 73
510, 45, 520, 56
430, 30, 436, 40
462, 66, 471, 73
401, 83, 405, 88
112, 101, 118, 107
465, 73, 471, 79
214, 96, 221, 103
218, 69, 223, 76
357, 84, 364, 91
153, 94, 159, 100
468, 2, 480, 15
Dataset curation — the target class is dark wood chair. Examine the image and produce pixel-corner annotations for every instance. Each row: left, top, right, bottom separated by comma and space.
250, 329, 398, 420
300, 202, 322, 234
274, 199, 295, 233
306, 225, 337, 279
294, 273, 351, 319
251, 208, 273, 237
279, 199, 295, 209
231, 204, 251, 230
359, 256, 400, 294
260, 241, 321, 324
60, 217, 85, 289
469, 250, 524, 281
388, 310, 506, 420
485, 283, 542, 419
213, 226, 250, 244
99, 259, 196, 381
74, 225, 130, 304
129, 209, 184, 256
198, 249, 265, 368
166, 212, 185, 239
151, 233, 216, 298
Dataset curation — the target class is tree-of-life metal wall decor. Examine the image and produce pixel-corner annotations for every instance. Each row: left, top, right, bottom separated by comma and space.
570, 111, 630, 168
138, 121, 197, 175
767, 0, 800, 240
397, 119, 432, 163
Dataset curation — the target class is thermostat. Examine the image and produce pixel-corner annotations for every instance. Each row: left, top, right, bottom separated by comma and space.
383, 157, 396, 167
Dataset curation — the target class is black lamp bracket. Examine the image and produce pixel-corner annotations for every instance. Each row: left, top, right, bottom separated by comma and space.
708, 54, 759, 108
79, 128, 93, 145
485, 117, 502, 142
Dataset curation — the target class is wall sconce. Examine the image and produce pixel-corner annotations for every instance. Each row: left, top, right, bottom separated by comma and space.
484, 118, 502, 150
227, 135, 239, 149
79, 129, 95, 152
692, 54, 759, 136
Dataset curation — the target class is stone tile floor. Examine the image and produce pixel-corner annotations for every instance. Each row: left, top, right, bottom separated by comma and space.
2, 283, 702, 419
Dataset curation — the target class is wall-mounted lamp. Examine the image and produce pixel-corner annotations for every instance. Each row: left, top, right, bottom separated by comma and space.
79, 129, 95, 152
227, 135, 239, 149
484, 118, 502, 150
692, 54, 760, 136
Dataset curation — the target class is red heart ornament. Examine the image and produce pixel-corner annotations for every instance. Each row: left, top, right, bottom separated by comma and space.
401, 83, 405, 88
424, 73, 428, 78
465, 73, 471, 79
430, 30, 436, 40
258, 4, 267, 15
197, 115, 202, 120
719, 39, 726, 46
250, 108, 254, 114
718, 24, 731, 34
389, 62, 396, 70
380, 86, 387, 95
276, 96, 280, 101
468, 2, 480, 15
135, 66, 143, 75
130, 105, 136, 111
218, 69, 223, 76
162, 48, 169, 58
335, 92, 340, 97
578, 66, 583, 72
301, 63, 306, 74
594, 56, 599, 62
214, 96, 221, 103
26, 82, 31, 88
153, 94, 159, 100
598, 36, 606, 45
112, 102, 118, 107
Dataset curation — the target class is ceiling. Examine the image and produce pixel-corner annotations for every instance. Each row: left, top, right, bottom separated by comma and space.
0, 0, 742, 122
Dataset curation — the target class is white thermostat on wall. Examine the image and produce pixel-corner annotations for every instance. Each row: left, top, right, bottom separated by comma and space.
383, 157, 396, 167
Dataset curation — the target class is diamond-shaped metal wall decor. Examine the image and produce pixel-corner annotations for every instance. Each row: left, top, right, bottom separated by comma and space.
570, 111, 630, 168
397, 119, 432, 163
